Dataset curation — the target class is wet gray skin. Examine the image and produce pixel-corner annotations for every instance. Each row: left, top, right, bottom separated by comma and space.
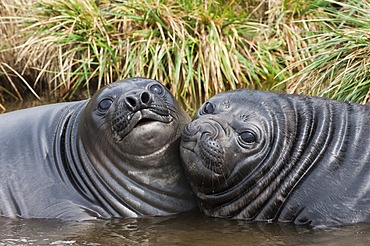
180, 89, 370, 226
0, 77, 197, 220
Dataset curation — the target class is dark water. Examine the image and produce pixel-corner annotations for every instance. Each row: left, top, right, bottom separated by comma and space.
2, 101, 370, 245
1, 211, 370, 246
1, 98, 60, 114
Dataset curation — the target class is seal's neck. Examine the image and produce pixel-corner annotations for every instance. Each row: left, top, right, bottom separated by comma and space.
70, 118, 196, 218
56, 101, 113, 217
246, 95, 340, 221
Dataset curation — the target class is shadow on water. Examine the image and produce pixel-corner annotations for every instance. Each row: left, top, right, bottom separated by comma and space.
1, 211, 370, 246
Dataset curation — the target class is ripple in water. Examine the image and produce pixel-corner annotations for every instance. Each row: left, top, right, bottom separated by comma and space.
1, 212, 370, 245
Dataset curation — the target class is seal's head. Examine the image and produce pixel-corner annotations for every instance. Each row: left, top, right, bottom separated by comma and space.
82, 77, 184, 155
77, 77, 197, 217
180, 89, 280, 218
181, 90, 272, 190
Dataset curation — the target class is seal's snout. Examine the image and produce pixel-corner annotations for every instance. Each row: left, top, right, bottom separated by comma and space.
124, 90, 152, 112
181, 120, 226, 174
182, 123, 200, 141
111, 87, 173, 142
182, 119, 225, 146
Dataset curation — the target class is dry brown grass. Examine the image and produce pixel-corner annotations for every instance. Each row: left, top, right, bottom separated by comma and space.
3, 0, 368, 113
2, 0, 288, 112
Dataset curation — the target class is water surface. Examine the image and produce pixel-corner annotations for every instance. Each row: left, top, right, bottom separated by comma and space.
1, 211, 370, 246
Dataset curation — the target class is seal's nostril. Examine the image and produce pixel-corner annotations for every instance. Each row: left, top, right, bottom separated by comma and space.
140, 91, 151, 104
124, 90, 151, 111
125, 96, 137, 110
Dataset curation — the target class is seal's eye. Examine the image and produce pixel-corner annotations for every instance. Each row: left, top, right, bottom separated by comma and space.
98, 98, 113, 111
149, 83, 164, 95
239, 131, 256, 144
202, 102, 214, 114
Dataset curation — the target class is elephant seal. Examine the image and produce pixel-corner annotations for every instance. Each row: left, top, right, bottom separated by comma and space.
180, 89, 370, 226
0, 77, 197, 220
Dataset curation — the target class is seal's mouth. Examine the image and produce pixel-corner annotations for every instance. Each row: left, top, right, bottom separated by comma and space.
134, 118, 157, 128
112, 108, 173, 141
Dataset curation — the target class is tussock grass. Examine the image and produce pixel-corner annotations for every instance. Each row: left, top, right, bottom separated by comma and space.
0, 0, 40, 101
2, 0, 370, 112
1, 0, 287, 113
285, 0, 370, 104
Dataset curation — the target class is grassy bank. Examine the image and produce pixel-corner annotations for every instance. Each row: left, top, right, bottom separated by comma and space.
1, 0, 370, 113
286, 0, 370, 103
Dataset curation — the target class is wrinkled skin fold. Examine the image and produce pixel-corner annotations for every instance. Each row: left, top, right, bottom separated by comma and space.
180, 89, 370, 226
0, 77, 197, 220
